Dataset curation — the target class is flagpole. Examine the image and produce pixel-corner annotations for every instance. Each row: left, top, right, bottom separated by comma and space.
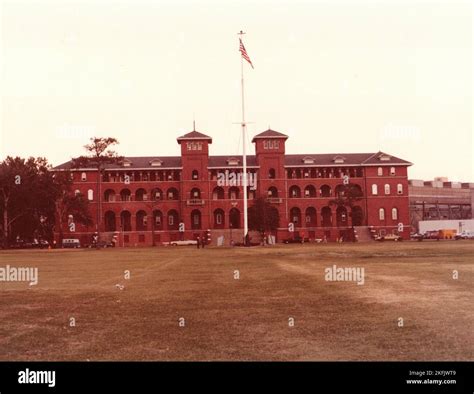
239, 30, 249, 245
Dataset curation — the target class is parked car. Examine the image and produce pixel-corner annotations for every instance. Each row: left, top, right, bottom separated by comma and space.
164, 240, 198, 246
31, 239, 50, 249
62, 238, 81, 248
423, 231, 440, 240
375, 234, 403, 242
455, 231, 474, 240
410, 233, 425, 241
89, 240, 114, 248
283, 235, 309, 244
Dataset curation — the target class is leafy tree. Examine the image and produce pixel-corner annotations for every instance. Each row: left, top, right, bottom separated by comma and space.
0, 157, 92, 247
329, 183, 364, 241
53, 171, 93, 244
71, 137, 123, 243
248, 197, 280, 235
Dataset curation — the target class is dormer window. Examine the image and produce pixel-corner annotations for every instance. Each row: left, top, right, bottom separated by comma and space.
186, 142, 203, 151
122, 159, 132, 167
302, 156, 315, 164
149, 159, 163, 167
333, 156, 345, 164
379, 154, 391, 161
227, 158, 240, 166
263, 140, 279, 150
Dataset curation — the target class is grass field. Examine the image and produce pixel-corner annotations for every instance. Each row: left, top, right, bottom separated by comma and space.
0, 242, 472, 361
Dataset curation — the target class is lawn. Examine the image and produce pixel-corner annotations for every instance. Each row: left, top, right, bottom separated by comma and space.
0, 241, 472, 361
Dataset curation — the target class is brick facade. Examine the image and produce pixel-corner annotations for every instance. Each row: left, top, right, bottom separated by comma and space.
53, 129, 412, 246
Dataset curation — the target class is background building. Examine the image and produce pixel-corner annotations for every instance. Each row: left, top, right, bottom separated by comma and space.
409, 177, 474, 232
53, 128, 413, 246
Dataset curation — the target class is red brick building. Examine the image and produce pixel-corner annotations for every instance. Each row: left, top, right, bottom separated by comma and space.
53, 128, 412, 246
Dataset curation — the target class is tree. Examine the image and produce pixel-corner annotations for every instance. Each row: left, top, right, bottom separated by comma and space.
0, 157, 92, 247
71, 137, 123, 244
329, 183, 363, 241
53, 171, 93, 244
248, 197, 280, 236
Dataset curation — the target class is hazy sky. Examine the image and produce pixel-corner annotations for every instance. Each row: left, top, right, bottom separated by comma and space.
1, 0, 472, 181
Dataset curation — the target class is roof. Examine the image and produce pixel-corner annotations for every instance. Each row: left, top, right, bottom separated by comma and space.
53, 151, 411, 171
251, 129, 289, 142
176, 130, 212, 142
284, 151, 411, 166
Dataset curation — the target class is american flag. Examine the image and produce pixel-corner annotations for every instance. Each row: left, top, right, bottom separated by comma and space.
239, 38, 254, 69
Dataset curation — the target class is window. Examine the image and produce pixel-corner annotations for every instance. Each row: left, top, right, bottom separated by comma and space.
74, 189, 80, 196
216, 213, 222, 225
379, 208, 385, 221
87, 189, 93, 201
168, 215, 174, 226
397, 184, 403, 195
384, 184, 390, 195
263, 140, 268, 149
372, 184, 378, 195
192, 170, 199, 180
377, 167, 383, 176
81, 172, 87, 181
269, 168, 276, 179
274, 140, 280, 149
155, 216, 161, 225
390, 167, 396, 176
392, 208, 398, 220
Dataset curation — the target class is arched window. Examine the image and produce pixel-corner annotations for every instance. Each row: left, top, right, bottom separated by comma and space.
384, 184, 390, 195
191, 210, 202, 230
192, 170, 199, 180
321, 206, 332, 226
390, 167, 396, 176
120, 189, 131, 201
167, 210, 179, 230
81, 172, 87, 181
268, 187, 278, 198
104, 189, 115, 202
167, 188, 179, 200
320, 185, 331, 197
377, 167, 383, 176
135, 188, 147, 201
153, 210, 163, 230
379, 208, 385, 221
136, 210, 148, 231
229, 187, 240, 200
151, 188, 163, 201
213, 187, 225, 200
74, 189, 80, 196
305, 207, 317, 226
289, 186, 301, 198
392, 208, 398, 220
335, 184, 345, 198
304, 185, 317, 198
268, 168, 276, 179
213, 209, 225, 229
372, 184, 378, 195
290, 207, 301, 225
120, 211, 132, 231
397, 184, 403, 195
87, 189, 94, 201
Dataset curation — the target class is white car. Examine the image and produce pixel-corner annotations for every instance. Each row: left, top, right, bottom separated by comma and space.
455, 231, 474, 240
163, 240, 198, 246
